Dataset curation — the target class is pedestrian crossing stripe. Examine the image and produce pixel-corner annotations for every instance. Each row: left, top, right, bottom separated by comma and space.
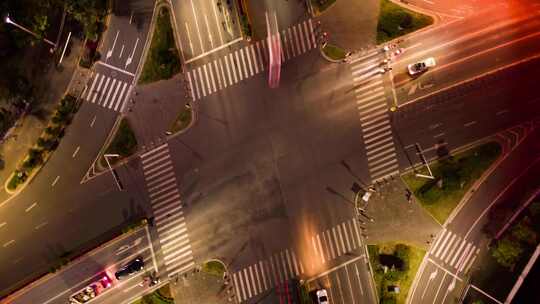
140, 143, 195, 278
186, 19, 317, 101
429, 229, 479, 271
81, 73, 132, 113
232, 218, 363, 303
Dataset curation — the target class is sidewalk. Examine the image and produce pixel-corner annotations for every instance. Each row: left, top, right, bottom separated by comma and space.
316, 0, 380, 52
170, 270, 231, 304
362, 178, 441, 249
0, 38, 84, 201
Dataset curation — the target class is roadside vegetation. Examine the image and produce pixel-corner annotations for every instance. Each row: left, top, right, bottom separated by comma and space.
7, 95, 79, 191
132, 284, 174, 304
201, 260, 225, 277
139, 7, 181, 84
377, 0, 433, 43
238, 0, 253, 39
368, 242, 425, 304
402, 142, 501, 224
169, 105, 192, 134
468, 199, 540, 301
101, 118, 137, 166
310, 0, 337, 15
322, 43, 346, 60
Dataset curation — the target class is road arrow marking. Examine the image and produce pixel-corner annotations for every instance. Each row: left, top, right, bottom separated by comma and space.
408, 83, 418, 95
421, 269, 439, 299
125, 38, 139, 68
106, 30, 120, 60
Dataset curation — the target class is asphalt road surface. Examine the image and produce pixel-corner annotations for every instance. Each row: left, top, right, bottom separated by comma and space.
2, 0, 540, 302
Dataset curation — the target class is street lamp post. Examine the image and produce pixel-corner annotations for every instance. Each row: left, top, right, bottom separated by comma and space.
4, 14, 56, 47
103, 154, 124, 191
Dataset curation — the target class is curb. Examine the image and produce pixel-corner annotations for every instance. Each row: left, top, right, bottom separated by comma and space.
1, 222, 148, 304
318, 44, 345, 63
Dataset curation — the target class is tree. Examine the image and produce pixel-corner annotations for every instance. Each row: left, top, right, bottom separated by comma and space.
491, 237, 523, 268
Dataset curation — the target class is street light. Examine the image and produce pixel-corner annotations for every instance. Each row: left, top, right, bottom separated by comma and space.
4, 13, 56, 47
103, 154, 124, 191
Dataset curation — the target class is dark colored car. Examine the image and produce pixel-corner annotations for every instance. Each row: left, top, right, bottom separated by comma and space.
115, 257, 145, 280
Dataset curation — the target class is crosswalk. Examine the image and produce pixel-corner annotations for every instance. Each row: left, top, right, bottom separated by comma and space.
140, 143, 195, 278
232, 218, 363, 303
80, 72, 132, 112
430, 229, 479, 275
348, 51, 400, 182
186, 19, 317, 101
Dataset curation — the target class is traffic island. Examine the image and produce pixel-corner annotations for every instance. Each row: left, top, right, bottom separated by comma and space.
133, 284, 174, 304
310, 0, 337, 16
99, 117, 138, 167
201, 260, 226, 278
237, 0, 253, 40
320, 43, 347, 62
368, 242, 426, 304
139, 6, 181, 84
377, 0, 433, 43
402, 141, 502, 224
168, 104, 193, 135
5, 95, 80, 193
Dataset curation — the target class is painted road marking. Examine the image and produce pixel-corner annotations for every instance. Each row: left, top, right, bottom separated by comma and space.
25, 202, 37, 213
35, 221, 48, 230
0, 222, 6, 229
51, 176, 60, 187
3, 240, 15, 248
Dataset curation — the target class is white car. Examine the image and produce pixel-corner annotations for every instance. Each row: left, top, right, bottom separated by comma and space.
408, 57, 436, 75
316, 289, 329, 304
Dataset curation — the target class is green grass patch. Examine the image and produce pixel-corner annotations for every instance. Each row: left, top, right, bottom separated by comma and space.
132, 284, 174, 304
310, 0, 337, 14
202, 260, 226, 277
368, 242, 425, 304
139, 7, 181, 84
169, 106, 192, 134
377, 0, 433, 43
402, 142, 501, 224
104, 118, 138, 164
322, 44, 346, 60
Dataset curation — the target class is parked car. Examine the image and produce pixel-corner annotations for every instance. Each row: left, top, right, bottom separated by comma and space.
115, 257, 144, 280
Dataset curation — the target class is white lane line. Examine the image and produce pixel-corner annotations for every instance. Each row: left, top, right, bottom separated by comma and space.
185, 22, 194, 55
288, 28, 296, 57
88, 116, 96, 128
204, 14, 214, 49
73, 146, 80, 159
51, 176, 60, 187
464, 120, 477, 127
496, 109, 509, 115
433, 132, 445, 138
211, 0, 224, 45
119, 44, 125, 58
189, 0, 205, 53
256, 42, 264, 71
35, 221, 48, 230
25, 202, 37, 212
3, 240, 15, 248
260, 261, 268, 290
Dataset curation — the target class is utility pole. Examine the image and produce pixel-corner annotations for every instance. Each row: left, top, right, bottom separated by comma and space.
4, 14, 56, 48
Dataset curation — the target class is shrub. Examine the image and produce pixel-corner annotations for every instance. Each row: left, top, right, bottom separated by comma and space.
492, 237, 523, 268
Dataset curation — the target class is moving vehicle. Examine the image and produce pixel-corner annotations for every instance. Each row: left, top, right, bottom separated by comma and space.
408, 57, 436, 75
115, 257, 144, 280
316, 289, 329, 304
69, 274, 112, 304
